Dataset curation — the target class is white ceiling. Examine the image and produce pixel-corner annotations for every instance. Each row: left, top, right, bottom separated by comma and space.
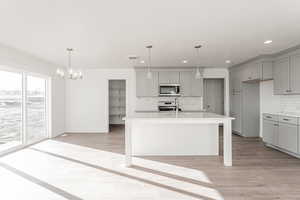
1, 0, 300, 68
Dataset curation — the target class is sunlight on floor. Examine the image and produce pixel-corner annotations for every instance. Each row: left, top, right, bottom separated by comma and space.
0, 141, 21, 152
0, 140, 224, 200
0, 166, 67, 200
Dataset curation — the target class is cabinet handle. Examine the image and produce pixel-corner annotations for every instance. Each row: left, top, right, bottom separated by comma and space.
283, 118, 290, 121
274, 124, 279, 126
266, 116, 272, 119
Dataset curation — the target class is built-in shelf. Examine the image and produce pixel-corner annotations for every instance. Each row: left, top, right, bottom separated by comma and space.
109, 80, 126, 125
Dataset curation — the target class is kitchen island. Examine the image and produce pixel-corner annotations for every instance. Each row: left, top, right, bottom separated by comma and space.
123, 112, 234, 167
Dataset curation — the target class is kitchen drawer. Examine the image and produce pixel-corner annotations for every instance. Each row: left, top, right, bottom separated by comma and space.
263, 114, 279, 121
278, 115, 298, 125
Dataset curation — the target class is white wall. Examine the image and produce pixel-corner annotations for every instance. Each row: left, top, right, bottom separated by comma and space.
65, 68, 135, 133
0, 43, 65, 137
65, 67, 229, 133
259, 81, 280, 137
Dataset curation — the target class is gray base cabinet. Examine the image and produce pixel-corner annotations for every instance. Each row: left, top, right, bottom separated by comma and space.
278, 123, 298, 154
263, 120, 278, 146
263, 113, 300, 156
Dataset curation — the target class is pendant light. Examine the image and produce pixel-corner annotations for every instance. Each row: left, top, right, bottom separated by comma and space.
128, 55, 139, 68
146, 45, 153, 79
194, 45, 204, 79
56, 48, 83, 80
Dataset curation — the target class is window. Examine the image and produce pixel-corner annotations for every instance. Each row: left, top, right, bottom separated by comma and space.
0, 70, 23, 151
0, 69, 49, 153
26, 75, 47, 144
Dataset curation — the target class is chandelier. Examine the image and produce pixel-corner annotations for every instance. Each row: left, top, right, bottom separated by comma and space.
56, 48, 83, 80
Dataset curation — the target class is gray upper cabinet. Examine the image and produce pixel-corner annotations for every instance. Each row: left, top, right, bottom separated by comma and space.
289, 54, 300, 94
231, 68, 242, 93
261, 61, 273, 80
242, 63, 260, 82
241, 61, 273, 82
273, 54, 300, 95
158, 71, 180, 84
180, 71, 203, 97
136, 71, 159, 97
273, 57, 290, 94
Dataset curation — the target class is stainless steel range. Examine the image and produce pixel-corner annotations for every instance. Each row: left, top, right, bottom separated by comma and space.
158, 100, 181, 112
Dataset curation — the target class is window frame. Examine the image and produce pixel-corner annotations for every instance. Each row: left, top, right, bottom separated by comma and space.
0, 65, 51, 155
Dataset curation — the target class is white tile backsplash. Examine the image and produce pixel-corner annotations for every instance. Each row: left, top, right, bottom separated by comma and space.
135, 97, 203, 111
280, 95, 300, 113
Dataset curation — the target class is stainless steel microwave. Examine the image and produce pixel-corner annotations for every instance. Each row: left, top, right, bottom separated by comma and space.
159, 84, 180, 96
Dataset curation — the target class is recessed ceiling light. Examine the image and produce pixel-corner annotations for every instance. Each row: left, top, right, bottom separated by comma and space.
264, 40, 272, 44
225, 60, 231, 64
182, 60, 188, 64
140, 60, 145, 64
128, 55, 139, 60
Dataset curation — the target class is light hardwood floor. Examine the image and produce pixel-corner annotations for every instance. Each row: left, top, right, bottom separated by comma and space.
54, 125, 300, 200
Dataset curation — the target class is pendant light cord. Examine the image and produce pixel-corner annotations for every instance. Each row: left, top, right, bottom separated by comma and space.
147, 46, 152, 73
68, 50, 71, 69
67, 48, 73, 70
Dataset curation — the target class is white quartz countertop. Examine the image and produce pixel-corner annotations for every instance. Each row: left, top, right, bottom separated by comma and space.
124, 112, 234, 120
264, 112, 300, 118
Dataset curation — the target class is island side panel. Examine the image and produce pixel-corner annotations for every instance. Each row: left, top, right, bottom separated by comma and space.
125, 120, 132, 166
223, 119, 232, 166
131, 122, 219, 156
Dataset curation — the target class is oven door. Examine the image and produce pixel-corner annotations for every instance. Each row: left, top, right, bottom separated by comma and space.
158, 106, 176, 111
159, 85, 180, 96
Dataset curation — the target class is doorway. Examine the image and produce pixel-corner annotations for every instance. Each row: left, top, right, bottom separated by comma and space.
108, 80, 126, 131
203, 78, 224, 115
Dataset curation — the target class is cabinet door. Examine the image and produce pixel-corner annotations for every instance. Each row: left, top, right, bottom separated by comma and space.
278, 123, 298, 154
229, 71, 234, 95
159, 71, 180, 84
263, 120, 278, 145
249, 62, 260, 80
273, 57, 290, 94
262, 61, 273, 80
231, 93, 242, 133
241, 64, 251, 82
136, 71, 159, 97
180, 71, 203, 97
231, 68, 242, 93
290, 54, 300, 94
241, 63, 260, 82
